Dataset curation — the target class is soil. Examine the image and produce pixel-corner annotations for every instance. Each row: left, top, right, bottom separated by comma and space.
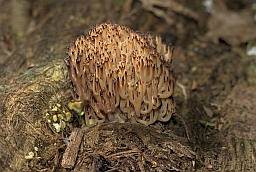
0, 0, 256, 171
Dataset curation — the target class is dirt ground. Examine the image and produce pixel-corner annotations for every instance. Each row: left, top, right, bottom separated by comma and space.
0, 0, 256, 171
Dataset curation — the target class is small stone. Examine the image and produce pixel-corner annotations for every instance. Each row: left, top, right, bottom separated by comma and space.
51, 106, 58, 112
25, 152, 34, 160
53, 123, 61, 132
52, 115, 58, 122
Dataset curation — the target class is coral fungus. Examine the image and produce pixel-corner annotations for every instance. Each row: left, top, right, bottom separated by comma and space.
65, 23, 176, 126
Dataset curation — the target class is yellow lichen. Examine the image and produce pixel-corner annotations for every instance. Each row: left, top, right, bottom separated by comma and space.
45, 103, 74, 132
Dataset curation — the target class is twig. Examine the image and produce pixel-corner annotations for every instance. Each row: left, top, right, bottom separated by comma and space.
175, 113, 190, 141
176, 81, 188, 101
61, 128, 83, 169
106, 148, 141, 159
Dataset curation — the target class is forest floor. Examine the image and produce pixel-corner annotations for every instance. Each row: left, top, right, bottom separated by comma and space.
0, 0, 256, 171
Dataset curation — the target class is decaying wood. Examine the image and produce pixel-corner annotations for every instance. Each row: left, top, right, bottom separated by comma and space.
61, 128, 84, 169
73, 123, 196, 171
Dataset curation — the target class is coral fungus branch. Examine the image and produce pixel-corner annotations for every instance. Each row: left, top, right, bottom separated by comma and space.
65, 23, 176, 126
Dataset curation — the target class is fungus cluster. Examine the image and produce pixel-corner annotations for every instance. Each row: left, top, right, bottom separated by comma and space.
65, 23, 176, 126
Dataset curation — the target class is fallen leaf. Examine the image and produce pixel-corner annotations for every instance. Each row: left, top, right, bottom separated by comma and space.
191, 80, 197, 90
203, 105, 213, 118
206, 9, 256, 46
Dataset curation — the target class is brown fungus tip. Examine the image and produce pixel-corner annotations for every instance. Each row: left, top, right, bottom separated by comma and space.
65, 23, 176, 126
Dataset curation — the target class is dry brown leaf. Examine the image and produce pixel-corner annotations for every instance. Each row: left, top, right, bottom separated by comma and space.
206, 10, 256, 46
203, 105, 213, 118
190, 80, 197, 91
